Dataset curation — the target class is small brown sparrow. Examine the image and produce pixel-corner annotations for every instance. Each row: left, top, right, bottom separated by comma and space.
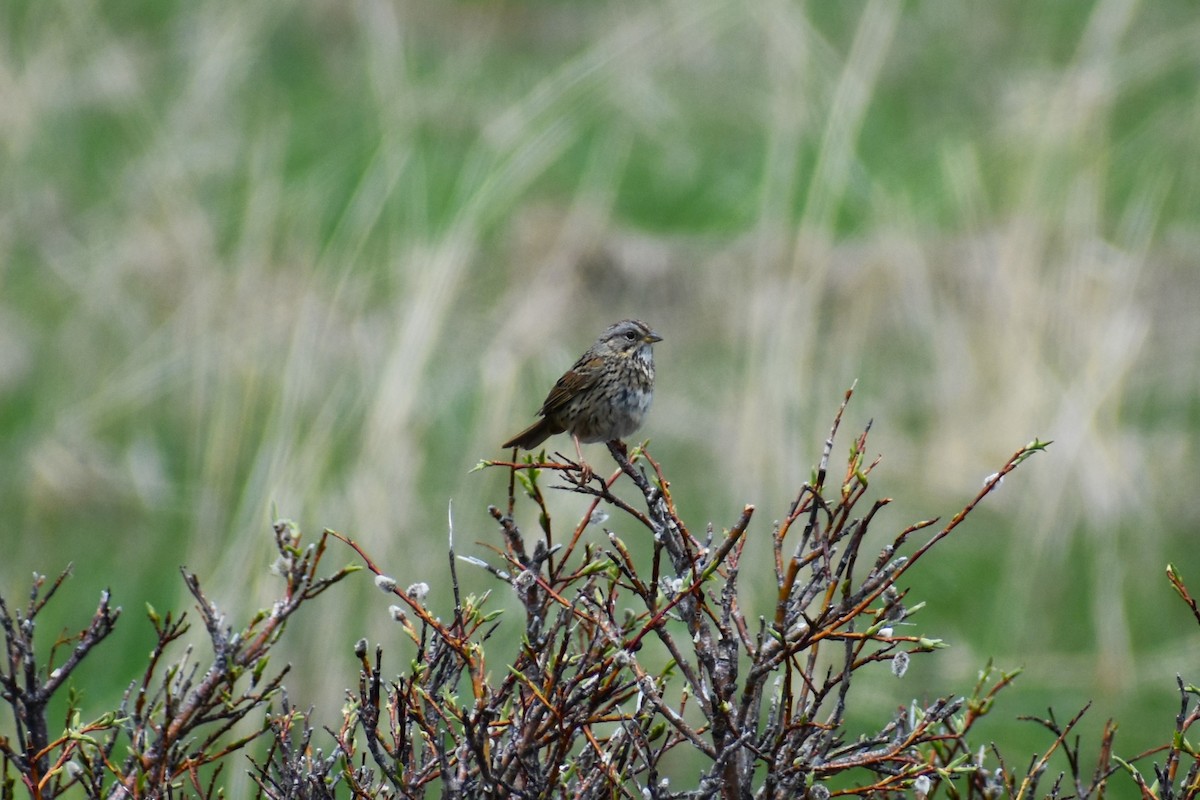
503, 320, 662, 470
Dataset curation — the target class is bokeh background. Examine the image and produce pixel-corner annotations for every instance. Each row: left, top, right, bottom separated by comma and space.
3, 0, 1199, 786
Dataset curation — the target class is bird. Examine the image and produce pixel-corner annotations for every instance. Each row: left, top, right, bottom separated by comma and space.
502, 319, 662, 475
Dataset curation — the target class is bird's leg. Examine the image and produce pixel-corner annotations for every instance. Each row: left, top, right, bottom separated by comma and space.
572, 434, 594, 484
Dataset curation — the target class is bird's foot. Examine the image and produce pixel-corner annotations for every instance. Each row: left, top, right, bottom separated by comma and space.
552, 451, 595, 486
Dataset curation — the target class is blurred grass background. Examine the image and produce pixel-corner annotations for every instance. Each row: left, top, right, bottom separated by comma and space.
2, 0, 1199, 784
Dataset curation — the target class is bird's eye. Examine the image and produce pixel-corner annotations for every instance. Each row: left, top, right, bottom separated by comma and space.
625, 331, 637, 340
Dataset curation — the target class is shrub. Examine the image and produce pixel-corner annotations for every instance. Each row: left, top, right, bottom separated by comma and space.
3, 392, 1196, 798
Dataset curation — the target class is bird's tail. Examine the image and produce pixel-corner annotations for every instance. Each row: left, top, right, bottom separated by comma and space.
501, 417, 561, 450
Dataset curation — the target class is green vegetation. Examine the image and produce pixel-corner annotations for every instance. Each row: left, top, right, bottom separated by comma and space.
1, 0, 1198, 791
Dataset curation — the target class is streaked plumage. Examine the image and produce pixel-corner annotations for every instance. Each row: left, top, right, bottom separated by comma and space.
502, 319, 661, 451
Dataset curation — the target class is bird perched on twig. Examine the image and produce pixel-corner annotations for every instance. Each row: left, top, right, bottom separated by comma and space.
503, 319, 662, 478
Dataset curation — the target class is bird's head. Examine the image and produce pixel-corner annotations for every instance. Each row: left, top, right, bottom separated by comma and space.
598, 319, 663, 358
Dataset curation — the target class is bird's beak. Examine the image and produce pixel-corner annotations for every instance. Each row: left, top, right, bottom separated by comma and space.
644, 330, 663, 344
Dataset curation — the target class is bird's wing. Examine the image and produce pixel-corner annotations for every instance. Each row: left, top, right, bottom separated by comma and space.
539, 355, 604, 416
